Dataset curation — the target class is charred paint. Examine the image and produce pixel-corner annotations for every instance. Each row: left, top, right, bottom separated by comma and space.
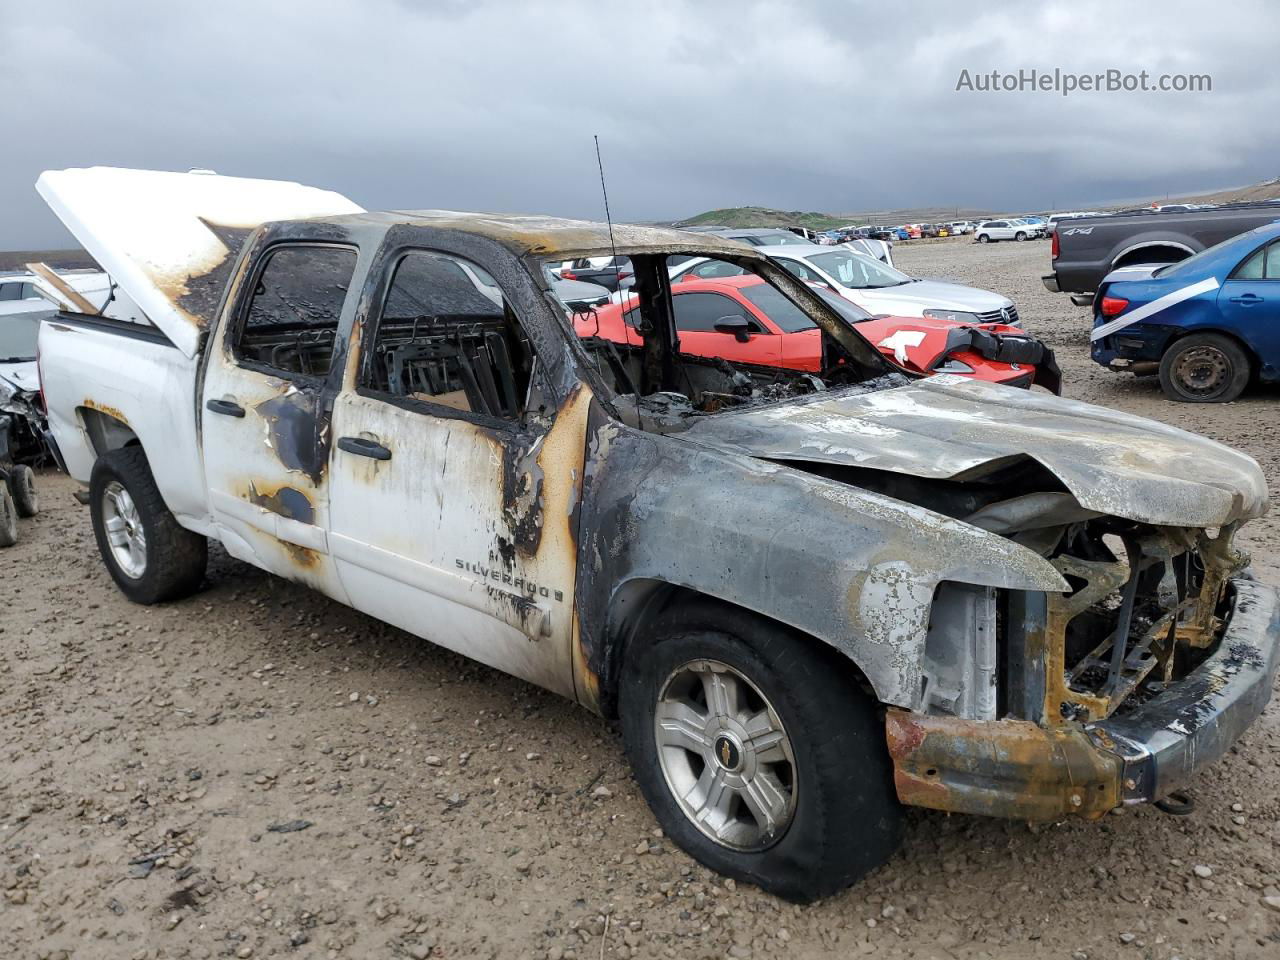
255, 387, 330, 483
170, 220, 256, 328
245, 481, 315, 524
500, 436, 546, 563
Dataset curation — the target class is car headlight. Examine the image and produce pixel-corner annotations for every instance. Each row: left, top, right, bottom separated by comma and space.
923, 309, 981, 324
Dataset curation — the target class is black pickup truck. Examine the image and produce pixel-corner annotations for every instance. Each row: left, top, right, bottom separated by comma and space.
1043, 203, 1280, 303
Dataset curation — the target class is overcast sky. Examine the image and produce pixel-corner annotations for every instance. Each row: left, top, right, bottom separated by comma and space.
2, 0, 1277, 249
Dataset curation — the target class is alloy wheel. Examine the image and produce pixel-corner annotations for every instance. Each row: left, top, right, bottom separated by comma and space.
653, 659, 797, 851
102, 480, 147, 578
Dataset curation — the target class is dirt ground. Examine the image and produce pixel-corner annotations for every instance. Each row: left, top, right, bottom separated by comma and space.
3, 238, 1279, 960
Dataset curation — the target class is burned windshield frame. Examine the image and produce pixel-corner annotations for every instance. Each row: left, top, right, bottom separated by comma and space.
550, 249, 893, 410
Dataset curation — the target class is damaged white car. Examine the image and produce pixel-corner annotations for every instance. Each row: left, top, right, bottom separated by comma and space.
34, 167, 1280, 902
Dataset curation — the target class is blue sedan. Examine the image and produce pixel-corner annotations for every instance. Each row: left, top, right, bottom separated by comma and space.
1091, 220, 1280, 401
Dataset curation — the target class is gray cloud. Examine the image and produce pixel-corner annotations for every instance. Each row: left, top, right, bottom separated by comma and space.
2, 0, 1277, 248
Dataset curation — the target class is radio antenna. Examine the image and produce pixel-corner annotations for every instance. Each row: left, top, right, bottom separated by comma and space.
594, 135, 621, 276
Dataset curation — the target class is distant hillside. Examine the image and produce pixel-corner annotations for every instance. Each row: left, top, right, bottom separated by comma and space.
0, 248, 99, 272
675, 207, 854, 231
675, 177, 1280, 230
1152, 177, 1280, 207
674, 204, 994, 230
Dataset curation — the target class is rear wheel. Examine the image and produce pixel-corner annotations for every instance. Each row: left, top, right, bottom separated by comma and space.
0, 485, 16, 547
1158, 333, 1251, 403
7, 464, 38, 517
619, 601, 903, 902
1015, 231, 1027, 241
89, 447, 207, 603
977, 233, 990, 243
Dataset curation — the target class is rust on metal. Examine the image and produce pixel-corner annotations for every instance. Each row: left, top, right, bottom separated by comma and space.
82, 398, 130, 426
885, 711, 1123, 821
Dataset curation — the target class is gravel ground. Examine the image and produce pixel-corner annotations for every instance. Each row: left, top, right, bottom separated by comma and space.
3, 238, 1280, 960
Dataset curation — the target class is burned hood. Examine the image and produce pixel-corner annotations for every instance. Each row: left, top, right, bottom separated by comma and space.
679, 375, 1267, 528
36, 167, 364, 357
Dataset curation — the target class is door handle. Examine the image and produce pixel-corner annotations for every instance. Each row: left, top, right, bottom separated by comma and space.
205, 398, 246, 418
1229, 294, 1263, 305
337, 436, 392, 461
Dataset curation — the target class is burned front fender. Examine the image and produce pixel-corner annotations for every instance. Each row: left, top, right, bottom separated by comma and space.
574, 401, 1066, 712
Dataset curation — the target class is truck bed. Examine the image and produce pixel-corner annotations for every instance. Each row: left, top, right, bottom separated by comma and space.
38, 312, 212, 534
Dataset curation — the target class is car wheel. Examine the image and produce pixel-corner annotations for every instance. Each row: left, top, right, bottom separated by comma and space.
1015, 231, 1027, 241
7, 464, 39, 517
1158, 333, 1251, 403
0, 485, 16, 547
619, 600, 903, 902
89, 446, 208, 603
976, 234, 990, 243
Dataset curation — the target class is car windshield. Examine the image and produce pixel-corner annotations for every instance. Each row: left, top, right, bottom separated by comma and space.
0, 313, 46, 361
808, 251, 912, 288
740, 284, 818, 332
813, 286, 873, 324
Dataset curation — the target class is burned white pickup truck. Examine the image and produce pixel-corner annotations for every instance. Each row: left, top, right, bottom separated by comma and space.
36, 167, 1280, 901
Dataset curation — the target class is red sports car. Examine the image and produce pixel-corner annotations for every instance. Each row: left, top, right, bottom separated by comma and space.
572, 275, 1058, 391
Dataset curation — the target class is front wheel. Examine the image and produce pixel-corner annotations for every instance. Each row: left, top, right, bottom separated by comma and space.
89, 446, 208, 603
1158, 333, 1251, 402
619, 601, 903, 902
1014, 231, 1027, 241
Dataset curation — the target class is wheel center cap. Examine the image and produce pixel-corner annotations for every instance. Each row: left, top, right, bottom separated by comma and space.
713, 734, 743, 772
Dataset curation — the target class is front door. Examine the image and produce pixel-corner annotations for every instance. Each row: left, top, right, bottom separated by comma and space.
1217, 238, 1280, 380
200, 241, 359, 601
327, 247, 590, 698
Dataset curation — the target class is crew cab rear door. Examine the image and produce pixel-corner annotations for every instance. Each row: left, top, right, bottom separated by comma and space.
326, 241, 591, 699
200, 240, 362, 600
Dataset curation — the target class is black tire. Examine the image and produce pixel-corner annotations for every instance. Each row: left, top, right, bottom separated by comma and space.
1014, 231, 1027, 241
976, 233, 990, 243
1158, 332, 1251, 403
0, 485, 16, 548
619, 600, 903, 902
89, 446, 207, 603
7, 464, 38, 517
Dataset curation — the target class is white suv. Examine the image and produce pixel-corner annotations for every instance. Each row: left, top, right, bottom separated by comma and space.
974, 220, 1032, 243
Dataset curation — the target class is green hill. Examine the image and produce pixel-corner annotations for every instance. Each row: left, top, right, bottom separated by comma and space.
674, 207, 852, 231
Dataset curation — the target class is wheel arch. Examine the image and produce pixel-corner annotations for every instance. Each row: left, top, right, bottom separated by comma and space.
79, 406, 142, 458
1161, 326, 1259, 377
592, 578, 876, 720
1111, 240, 1194, 270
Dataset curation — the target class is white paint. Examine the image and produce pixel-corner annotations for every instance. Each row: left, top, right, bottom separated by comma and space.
1091, 276, 1220, 341
877, 329, 926, 364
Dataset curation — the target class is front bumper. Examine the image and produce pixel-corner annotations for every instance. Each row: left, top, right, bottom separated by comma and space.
887, 578, 1280, 821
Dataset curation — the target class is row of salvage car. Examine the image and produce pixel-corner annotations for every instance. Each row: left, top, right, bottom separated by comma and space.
0, 268, 118, 543
11, 167, 1280, 904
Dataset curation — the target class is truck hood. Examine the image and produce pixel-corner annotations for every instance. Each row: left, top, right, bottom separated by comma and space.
680, 375, 1267, 528
36, 167, 365, 357
856, 279, 1011, 316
